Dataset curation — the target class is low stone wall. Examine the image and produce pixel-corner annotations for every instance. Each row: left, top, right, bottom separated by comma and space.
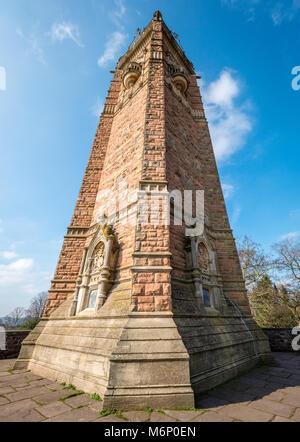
0, 330, 31, 359
0, 328, 296, 359
263, 328, 296, 352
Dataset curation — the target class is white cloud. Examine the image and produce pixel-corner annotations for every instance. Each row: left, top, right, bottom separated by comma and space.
98, 31, 127, 67
50, 22, 84, 47
232, 206, 242, 225
0, 257, 51, 315
16, 28, 46, 64
271, 3, 284, 25
110, 0, 127, 27
0, 258, 34, 285
202, 69, 252, 161
204, 70, 239, 108
28, 36, 46, 64
271, 1, 300, 25
222, 0, 300, 24
91, 98, 104, 118
0, 251, 18, 260
113, 0, 126, 19
222, 183, 235, 199
280, 231, 300, 241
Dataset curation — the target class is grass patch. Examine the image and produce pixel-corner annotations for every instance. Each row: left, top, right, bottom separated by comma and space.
154, 409, 166, 415
7, 368, 13, 374
144, 407, 152, 415
99, 409, 117, 417
116, 411, 126, 420
59, 390, 84, 402
60, 382, 66, 387
90, 393, 103, 402
64, 384, 77, 391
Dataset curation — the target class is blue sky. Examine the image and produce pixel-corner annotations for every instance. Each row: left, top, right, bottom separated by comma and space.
0, 0, 299, 315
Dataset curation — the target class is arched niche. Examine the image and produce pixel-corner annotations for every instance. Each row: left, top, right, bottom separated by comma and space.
68, 224, 118, 316
189, 231, 222, 310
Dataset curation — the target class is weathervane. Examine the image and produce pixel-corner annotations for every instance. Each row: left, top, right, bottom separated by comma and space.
129, 27, 144, 48
171, 31, 184, 50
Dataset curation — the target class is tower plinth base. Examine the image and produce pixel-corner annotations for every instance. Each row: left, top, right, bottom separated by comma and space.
14, 295, 272, 410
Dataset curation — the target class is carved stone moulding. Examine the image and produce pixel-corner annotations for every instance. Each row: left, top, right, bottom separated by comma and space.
123, 62, 142, 89
172, 72, 189, 94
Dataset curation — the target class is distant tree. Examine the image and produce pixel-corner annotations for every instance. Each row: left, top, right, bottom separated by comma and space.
272, 238, 300, 325
15, 292, 48, 330
248, 275, 297, 328
2, 292, 48, 331
17, 317, 41, 331
4, 307, 26, 329
273, 238, 300, 287
26, 292, 48, 320
237, 236, 274, 286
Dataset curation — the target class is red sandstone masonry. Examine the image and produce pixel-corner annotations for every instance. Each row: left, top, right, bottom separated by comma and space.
133, 15, 172, 313
44, 72, 123, 316
44, 12, 251, 317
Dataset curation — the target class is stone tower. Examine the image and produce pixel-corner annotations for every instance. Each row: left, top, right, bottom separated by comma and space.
15, 11, 272, 410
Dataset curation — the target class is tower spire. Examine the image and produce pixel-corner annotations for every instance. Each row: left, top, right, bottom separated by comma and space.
153, 10, 163, 21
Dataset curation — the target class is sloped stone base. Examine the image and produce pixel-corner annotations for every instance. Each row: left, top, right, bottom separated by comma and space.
14, 307, 195, 410
15, 301, 272, 410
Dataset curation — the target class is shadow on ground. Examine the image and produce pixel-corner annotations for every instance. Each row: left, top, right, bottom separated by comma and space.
0, 352, 299, 422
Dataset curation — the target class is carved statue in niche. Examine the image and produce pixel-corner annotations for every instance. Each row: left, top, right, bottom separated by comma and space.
198, 243, 210, 273
68, 223, 118, 316
90, 242, 105, 275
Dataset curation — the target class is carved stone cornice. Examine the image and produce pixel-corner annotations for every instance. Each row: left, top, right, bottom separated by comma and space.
205, 226, 234, 240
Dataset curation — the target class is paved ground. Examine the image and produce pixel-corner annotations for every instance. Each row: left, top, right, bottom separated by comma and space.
0, 352, 299, 422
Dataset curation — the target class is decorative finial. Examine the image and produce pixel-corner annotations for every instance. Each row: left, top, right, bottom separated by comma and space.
153, 10, 162, 21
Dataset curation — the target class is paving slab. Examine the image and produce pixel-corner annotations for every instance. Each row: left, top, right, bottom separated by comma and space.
273, 416, 297, 422
250, 398, 295, 418
196, 396, 231, 410
163, 410, 204, 421
191, 411, 234, 422
96, 415, 126, 422
44, 406, 99, 422
281, 395, 300, 408
33, 389, 71, 405
291, 408, 300, 422
44, 383, 66, 391
0, 397, 9, 405
218, 403, 274, 422
0, 354, 299, 422
64, 393, 99, 408
149, 412, 177, 422
210, 387, 256, 404
121, 411, 150, 422
0, 399, 43, 422
0, 386, 15, 395
5, 386, 50, 402
33, 401, 71, 418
